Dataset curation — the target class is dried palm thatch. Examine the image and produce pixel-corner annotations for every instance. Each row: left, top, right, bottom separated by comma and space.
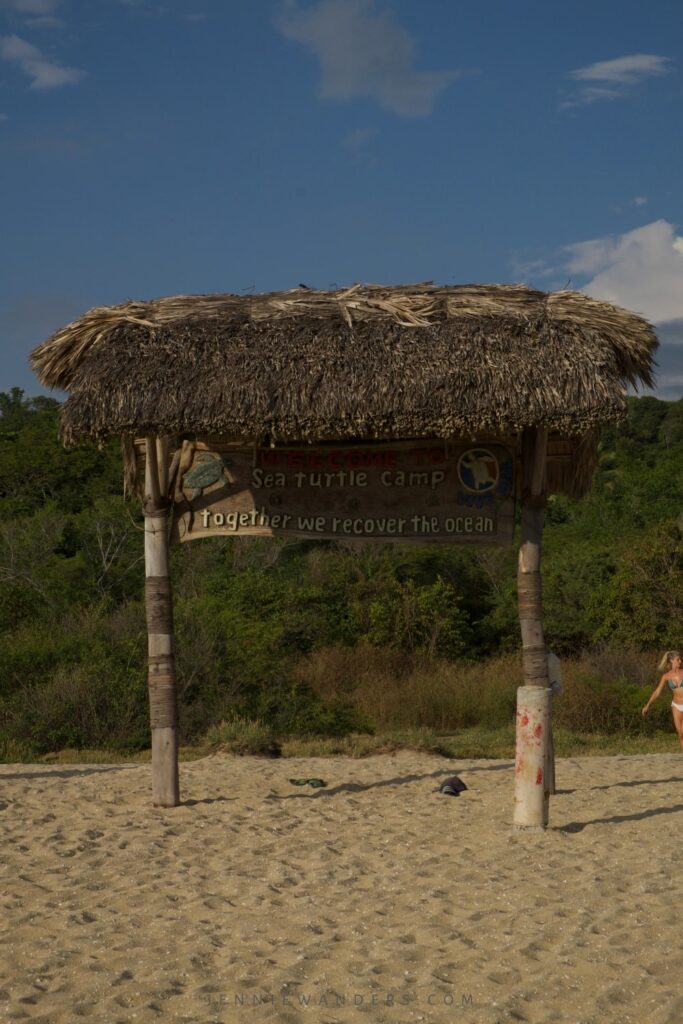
31, 283, 656, 496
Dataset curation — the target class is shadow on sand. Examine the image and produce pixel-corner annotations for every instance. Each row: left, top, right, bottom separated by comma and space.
557, 802, 683, 833
0, 765, 140, 781
270, 761, 514, 799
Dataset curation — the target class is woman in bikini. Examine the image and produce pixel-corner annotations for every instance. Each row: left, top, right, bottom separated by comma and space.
641, 650, 683, 749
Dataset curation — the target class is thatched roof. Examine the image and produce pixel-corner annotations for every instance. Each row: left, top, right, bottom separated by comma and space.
31, 283, 656, 447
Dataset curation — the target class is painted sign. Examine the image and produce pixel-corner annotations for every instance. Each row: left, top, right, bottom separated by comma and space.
171, 442, 515, 544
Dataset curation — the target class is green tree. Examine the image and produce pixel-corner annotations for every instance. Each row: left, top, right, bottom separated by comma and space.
593, 520, 683, 648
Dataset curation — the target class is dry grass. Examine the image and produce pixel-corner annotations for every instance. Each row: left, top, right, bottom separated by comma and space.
200, 716, 280, 757
23, 726, 680, 766
294, 644, 668, 735
4, 645, 670, 766
576, 646, 655, 686
296, 645, 522, 731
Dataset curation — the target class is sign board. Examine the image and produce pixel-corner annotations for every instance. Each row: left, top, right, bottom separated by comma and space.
172, 442, 515, 545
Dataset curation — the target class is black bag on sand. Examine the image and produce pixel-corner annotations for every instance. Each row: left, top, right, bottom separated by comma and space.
438, 776, 467, 796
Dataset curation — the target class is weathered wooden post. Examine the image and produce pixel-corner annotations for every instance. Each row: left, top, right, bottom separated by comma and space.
513, 427, 553, 830
144, 435, 179, 807
546, 720, 555, 795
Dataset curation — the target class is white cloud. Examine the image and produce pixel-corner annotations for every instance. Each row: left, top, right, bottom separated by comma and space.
342, 125, 376, 165
561, 53, 673, 108
343, 126, 375, 149
514, 220, 683, 397
571, 53, 672, 84
118, 0, 170, 14
0, 33, 84, 88
564, 220, 683, 325
0, 0, 60, 13
509, 256, 556, 281
0, 2, 64, 28
278, 0, 460, 117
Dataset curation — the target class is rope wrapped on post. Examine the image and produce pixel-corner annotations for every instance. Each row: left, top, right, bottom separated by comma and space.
142, 496, 172, 518
518, 572, 548, 685
517, 573, 543, 619
522, 644, 548, 686
145, 576, 173, 634
148, 654, 178, 728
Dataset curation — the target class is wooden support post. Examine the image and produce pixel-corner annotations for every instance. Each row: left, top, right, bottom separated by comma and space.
513, 686, 551, 829
545, 722, 555, 795
513, 427, 553, 830
144, 435, 179, 807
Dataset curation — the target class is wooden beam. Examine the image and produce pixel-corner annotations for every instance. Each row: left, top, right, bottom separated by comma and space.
512, 685, 551, 830
530, 426, 548, 497
156, 436, 170, 499
145, 434, 162, 507
514, 427, 552, 829
144, 435, 179, 808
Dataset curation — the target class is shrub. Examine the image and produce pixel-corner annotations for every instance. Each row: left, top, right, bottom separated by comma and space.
1, 661, 148, 754
554, 661, 671, 735
238, 678, 375, 738
294, 646, 520, 731
0, 732, 36, 762
201, 716, 281, 756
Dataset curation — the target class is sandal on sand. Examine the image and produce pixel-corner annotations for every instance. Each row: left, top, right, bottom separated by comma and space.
289, 778, 327, 788
438, 776, 467, 796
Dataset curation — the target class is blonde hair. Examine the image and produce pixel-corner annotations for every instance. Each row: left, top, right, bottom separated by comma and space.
658, 650, 682, 672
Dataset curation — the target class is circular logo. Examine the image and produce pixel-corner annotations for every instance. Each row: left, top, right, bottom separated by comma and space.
457, 448, 499, 493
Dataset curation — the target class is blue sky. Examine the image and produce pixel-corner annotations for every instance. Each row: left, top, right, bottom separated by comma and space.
1, 0, 682, 398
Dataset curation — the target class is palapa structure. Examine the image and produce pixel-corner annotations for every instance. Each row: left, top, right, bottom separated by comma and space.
31, 283, 657, 828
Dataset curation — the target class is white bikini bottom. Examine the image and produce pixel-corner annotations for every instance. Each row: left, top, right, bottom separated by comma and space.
671, 701, 683, 713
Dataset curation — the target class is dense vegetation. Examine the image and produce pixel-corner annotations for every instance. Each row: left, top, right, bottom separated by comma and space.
1, 387, 681, 758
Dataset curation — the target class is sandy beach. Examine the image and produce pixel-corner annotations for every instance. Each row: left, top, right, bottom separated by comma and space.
0, 750, 681, 1024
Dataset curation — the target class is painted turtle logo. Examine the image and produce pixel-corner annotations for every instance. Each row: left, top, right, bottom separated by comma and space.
182, 452, 234, 500
457, 448, 499, 493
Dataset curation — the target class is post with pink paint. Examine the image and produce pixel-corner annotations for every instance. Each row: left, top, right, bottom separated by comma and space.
513, 427, 553, 830
513, 686, 552, 829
